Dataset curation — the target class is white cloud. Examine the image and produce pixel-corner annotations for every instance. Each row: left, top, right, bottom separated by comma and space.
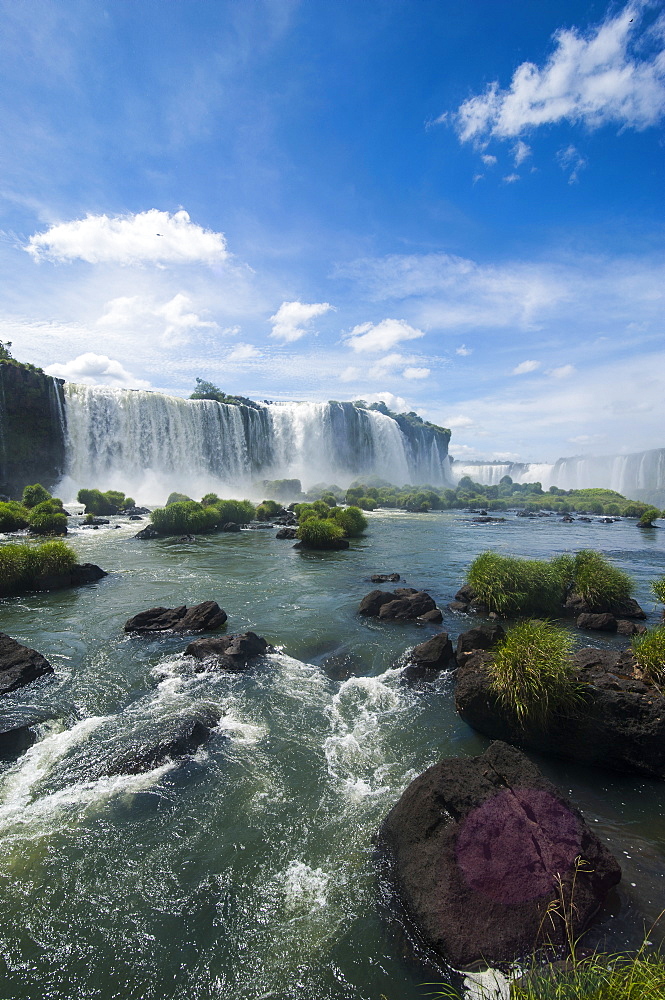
547, 363, 576, 378
512, 359, 541, 375
97, 292, 217, 346
156, 293, 217, 345
269, 300, 333, 342
340, 365, 361, 382
368, 352, 416, 378
26, 209, 229, 266
227, 342, 261, 361
402, 366, 430, 380
503, 173, 520, 183
456, 344, 472, 356
451, 4, 665, 143
446, 415, 475, 429
481, 154, 497, 166
513, 140, 531, 166
360, 392, 410, 412
557, 145, 588, 183
345, 317, 425, 353
45, 353, 150, 388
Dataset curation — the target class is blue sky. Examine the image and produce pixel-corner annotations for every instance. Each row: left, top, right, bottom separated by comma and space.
0, 0, 663, 462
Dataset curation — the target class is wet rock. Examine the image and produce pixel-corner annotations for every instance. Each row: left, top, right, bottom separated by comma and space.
561, 515, 575, 522
454, 584, 476, 603
124, 601, 227, 635
417, 608, 443, 623
275, 527, 297, 539
87, 517, 110, 525
293, 537, 350, 550
174, 534, 196, 543
617, 619, 647, 636
101, 712, 220, 776
403, 632, 456, 682
221, 522, 242, 532
455, 647, 665, 778
564, 594, 646, 619
456, 623, 505, 663
379, 591, 438, 621
129, 514, 143, 521
447, 600, 469, 613
0, 633, 54, 694
377, 741, 621, 968
370, 573, 401, 583
359, 589, 399, 617
471, 516, 506, 523
185, 631, 273, 671
576, 613, 618, 632
134, 524, 160, 540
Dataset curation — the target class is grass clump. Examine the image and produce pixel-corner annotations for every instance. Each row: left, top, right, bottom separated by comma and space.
22, 483, 52, 508
77, 488, 134, 514
652, 576, 665, 606
0, 540, 77, 596
27, 500, 68, 535
296, 517, 346, 549
329, 505, 367, 537
150, 501, 219, 536
509, 950, 665, 999
571, 549, 633, 607
487, 619, 577, 730
631, 626, 665, 687
467, 551, 566, 615
0, 501, 30, 532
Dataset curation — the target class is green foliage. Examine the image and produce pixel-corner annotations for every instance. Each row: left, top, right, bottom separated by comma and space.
77, 488, 133, 515
0, 540, 77, 595
652, 576, 665, 605
259, 478, 303, 501
487, 620, 577, 730
0, 501, 30, 532
22, 483, 51, 508
0, 340, 12, 361
356, 496, 377, 510
296, 517, 345, 549
571, 549, 633, 607
294, 501, 331, 522
28, 501, 67, 535
638, 507, 661, 527
255, 499, 284, 520
320, 492, 337, 507
150, 501, 218, 536
329, 505, 367, 537
509, 952, 665, 1000
467, 551, 567, 615
165, 492, 192, 506
631, 627, 665, 686
214, 499, 255, 524
201, 493, 220, 506
190, 378, 263, 410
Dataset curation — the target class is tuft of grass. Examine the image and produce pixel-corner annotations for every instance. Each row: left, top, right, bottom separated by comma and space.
329, 505, 368, 537
571, 549, 633, 608
0, 540, 77, 596
631, 626, 665, 687
487, 619, 577, 730
509, 951, 665, 999
466, 551, 566, 615
652, 576, 665, 606
296, 516, 346, 549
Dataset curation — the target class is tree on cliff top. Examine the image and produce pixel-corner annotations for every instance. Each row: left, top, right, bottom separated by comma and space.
0, 340, 13, 361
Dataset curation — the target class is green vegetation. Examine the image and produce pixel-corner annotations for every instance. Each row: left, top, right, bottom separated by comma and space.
292, 500, 367, 539
296, 517, 346, 549
190, 378, 263, 410
255, 499, 284, 521
77, 489, 134, 515
638, 507, 662, 527
27, 500, 67, 535
22, 483, 52, 508
149, 496, 256, 536
0, 501, 30, 532
166, 492, 192, 506
0, 540, 77, 596
257, 478, 304, 501
652, 576, 665, 606
509, 952, 665, 1000
631, 627, 665, 687
0, 341, 43, 374
487, 620, 577, 730
466, 549, 633, 616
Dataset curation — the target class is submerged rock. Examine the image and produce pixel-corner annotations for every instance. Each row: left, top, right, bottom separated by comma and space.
124, 601, 227, 635
0, 633, 54, 694
377, 741, 621, 968
100, 711, 220, 776
370, 573, 401, 583
402, 632, 456, 683
275, 526, 297, 539
185, 631, 273, 671
455, 648, 665, 778
134, 524, 160, 540
576, 612, 618, 632
221, 522, 242, 532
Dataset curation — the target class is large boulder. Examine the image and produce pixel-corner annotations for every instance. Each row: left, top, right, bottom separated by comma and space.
0, 633, 54, 694
456, 623, 505, 663
185, 631, 273, 671
124, 601, 227, 634
377, 741, 621, 968
564, 593, 646, 619
403, 632, 456, 683
455, 648, 665, 778
99, 712, 219, 776
359, 588, 442, 621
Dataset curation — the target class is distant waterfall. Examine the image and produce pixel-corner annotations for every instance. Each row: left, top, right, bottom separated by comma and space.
58, 386, 452, 501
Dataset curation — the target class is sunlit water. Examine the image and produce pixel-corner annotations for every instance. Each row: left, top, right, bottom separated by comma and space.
0, 510, 663, 999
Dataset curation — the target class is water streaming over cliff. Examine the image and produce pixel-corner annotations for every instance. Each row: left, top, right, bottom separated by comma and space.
59, 385, 452, 500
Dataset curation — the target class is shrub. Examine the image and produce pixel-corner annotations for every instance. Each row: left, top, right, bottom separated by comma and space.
652, 576, 665, 605
77, 489, 118, 515
0, 540, 77, 595
296, 517, 345, 549
28, 501, 68, 535
638, 507, 661, 527
467, 551, 567, 616
0, 501, 30, 532
201, 493, 220, 506
509, 951, 665, 1000
150, 501, 218, 536
165, 492, 192, 506
22, 483, 51, 508
356, 496, 378, 510
487, 620, 577, 730
631, 627, 665, 686
320, 492, 337, 507
571, 550, 633, 607
214, 499, 255, 524
329, 505, 367, 537
255, 499, 283, 520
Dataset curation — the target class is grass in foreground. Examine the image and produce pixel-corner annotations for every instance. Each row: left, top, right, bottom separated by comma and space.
0, 540, 77, 596
631, 626, 665, 687
487, 619, 577, 730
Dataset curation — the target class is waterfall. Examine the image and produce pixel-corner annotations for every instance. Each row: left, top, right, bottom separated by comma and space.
57, 386, 452, 502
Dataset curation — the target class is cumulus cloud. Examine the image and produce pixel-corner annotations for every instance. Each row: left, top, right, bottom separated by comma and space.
345, 317, 425, 353
367, 353, 415, 378
97, 292, 217, 345
360, 392, 410, 412
45, 353, 150, 388
402, 366, 430, 379
26, 209, 229, 266
547, 363, 576, 378
269, 300, 333, 342
450, 4, 665, 145
446, 415, 475, 429
456, 344, 472, 356
156, 293, 217, 345
512, 359, 541, 375
340, 365, 361, 382
227, 342, 261, 361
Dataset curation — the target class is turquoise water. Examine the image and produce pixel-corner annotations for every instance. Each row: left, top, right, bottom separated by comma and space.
0, 510, 663, 999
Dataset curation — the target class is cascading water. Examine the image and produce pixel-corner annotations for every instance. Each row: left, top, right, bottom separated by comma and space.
59, 385, 452, 501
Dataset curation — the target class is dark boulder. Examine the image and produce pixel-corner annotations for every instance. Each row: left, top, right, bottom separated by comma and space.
221, 522, 242, 532
576, 613, 618, 632
129, 514, 143, 521
275, 527, 297, 539
100, 712, 219, 776
293, 537, 350, 550
417, 608, 443, 624
456, 623, 505, 663
617, 619, 647, 636
125, 506, 150, 515
403, 632, 456, 683
447, 601, 470, 613
564, 593, 646, 619
87, 517, 110, 525
455, 648, 665, 778
0, 633, 54, 694
124, 601, 227, 635
185, 631, 273, 671
174, 534, 196, 543
370, 573, 401, 583
359, 589, 400, 616
379, 591, 438, 621
454, 584, 476, 603
134, 524, 160, 540
377, 741, 620, 968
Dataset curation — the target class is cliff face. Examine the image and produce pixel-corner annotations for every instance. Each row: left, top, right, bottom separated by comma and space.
0, 364, 67, 498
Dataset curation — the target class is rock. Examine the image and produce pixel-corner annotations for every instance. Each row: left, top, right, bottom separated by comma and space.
275, 527, 297, 539
471, 516, 506, 523
248, 522, 274, 530
125, 506, 150, 515
565, 594, 646, 619
417, 608, 443, 623
403, 632, 456, 682
379, 591, 438, 621
124, 601, 227, 635
293, 537, 350, 550
454, 584, 476, 603
69, 563, 107, 587
221, 522, 242, 532
377, 741, 621, 968
370, 573, 401, 583
455, 648, 665, 778
185, 631, 273, 671
576, 613, 618, 632
561, 515, 575, 522
0, 633, 54, 694
0, 722, 37, 759
616, 619, 647, 636
174, 534, 196, 543
100, 712, 219, 776
447, 600, 469, 613
456, 623, 505, 663
87, 517, 109, 525
359, 589, 399, 617
134, 524, 160, 539
129, 514, 143, 521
